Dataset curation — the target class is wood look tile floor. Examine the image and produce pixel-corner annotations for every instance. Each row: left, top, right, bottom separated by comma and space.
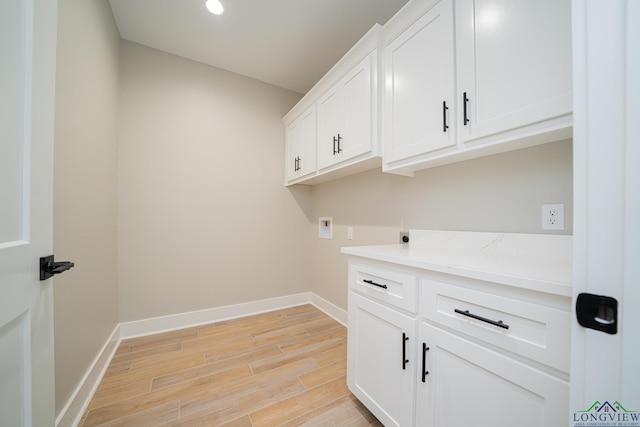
79, 304, 383, 427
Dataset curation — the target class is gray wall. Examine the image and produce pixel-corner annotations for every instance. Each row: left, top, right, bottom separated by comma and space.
116, 41, 308, 322
53, 0, 120, 416
310, 140, 573, 309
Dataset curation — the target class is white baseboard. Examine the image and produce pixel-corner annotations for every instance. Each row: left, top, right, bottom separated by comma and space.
55, 324, 121, 427
119, 292, 312, 339
309, 293, 347, 326
56, 292, 347, 426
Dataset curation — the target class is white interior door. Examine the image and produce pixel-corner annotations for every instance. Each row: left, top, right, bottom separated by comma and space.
570, 0, 640, 424
0, 0, 58, 425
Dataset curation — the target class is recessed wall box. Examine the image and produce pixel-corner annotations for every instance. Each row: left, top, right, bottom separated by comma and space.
319, 217, 333, 239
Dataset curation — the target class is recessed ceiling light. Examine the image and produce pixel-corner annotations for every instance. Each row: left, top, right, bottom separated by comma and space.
205, 0, 224, 15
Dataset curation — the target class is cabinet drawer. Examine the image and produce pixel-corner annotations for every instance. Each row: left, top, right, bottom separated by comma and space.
349, 261, 418, 313
420, 279, 570, 372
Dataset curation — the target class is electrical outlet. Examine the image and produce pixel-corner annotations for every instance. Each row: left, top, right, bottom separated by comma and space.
347, 227, 353, 240
541, 204, 565, 230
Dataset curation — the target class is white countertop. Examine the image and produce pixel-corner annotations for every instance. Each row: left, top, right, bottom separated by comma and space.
341, 230, 572, 297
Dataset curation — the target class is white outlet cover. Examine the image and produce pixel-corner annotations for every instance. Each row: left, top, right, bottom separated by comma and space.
319, 217, 333, 239
541, 204, 565, 230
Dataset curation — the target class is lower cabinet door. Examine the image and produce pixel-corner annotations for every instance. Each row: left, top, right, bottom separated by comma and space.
417, 321, 569, 427
348, 292, 416, 427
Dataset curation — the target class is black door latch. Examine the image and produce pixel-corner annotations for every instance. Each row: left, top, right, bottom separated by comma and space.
576, 292, 618, 335
40, 255, 75, 281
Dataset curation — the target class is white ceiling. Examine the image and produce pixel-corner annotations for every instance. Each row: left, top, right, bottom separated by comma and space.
108, 0, 409, 94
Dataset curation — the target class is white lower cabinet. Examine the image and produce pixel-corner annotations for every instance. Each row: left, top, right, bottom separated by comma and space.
347, 258, 570, 426
416, 321, 569, 427
348, 292, 416, 427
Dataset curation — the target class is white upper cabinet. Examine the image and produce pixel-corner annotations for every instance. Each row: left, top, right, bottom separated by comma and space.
282, 25, 382, 186
456, 0, 572, 145
381, 0, 572, 174
317, 53, 376, 170
383, 0, 456, 164
283, 0, 573, 183
285, 105, 317, 185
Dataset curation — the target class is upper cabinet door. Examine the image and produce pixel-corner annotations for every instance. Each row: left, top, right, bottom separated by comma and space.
317, 84, 344, 169
456, 0, 572, 144
285, 105, 316, 185
299, 106, 317, 177
285, 118, 303, 183
383, 0, 456, 164
317, 53, 375, 170
342, 54, 375, 162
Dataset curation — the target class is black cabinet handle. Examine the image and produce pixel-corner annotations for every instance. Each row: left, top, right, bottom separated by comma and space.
422, 342, 430, 382
463, 92, 470, 125
402, 332, 409, 370
297, 157, 301, 171
442, 101, 449, 132
454, 309, 509, 329
337, 133, 342, 153
333, 136, 338, 155
363, 279, 388, 289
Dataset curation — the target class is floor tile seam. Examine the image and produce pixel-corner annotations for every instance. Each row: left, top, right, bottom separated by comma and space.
85, 365, 251, 425
124, 335, 200, 353
250, 328, 311, 344
249, 377, 348, 427
131, 355, 205, 371
280, 333, 345, 351
275, 335, 347, 357
90, 373, 154, 394
85, 378, 155, 413
150, 354, 218, 392
302, 323, 346, 337
272, 394, 351, 427
278, 333, 347, 354
298, 361, 347, 390
196, 325, 274, 341
176, 359, 318, 416
118, 333, 199, 351
250, 345, 341, 374
178, 375, 308, 423
85, 398, 181, 427
247, 385, 310, 427
101, 358, 207, 388
110, 343, 182, 364
81, 391, 180, 427
200, 338, 291, 363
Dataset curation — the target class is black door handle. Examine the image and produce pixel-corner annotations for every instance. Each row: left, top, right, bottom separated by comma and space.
402, 332, 409, 370
463, 92, 470, 125
40, 255, 75, 280
363, 279, 388, 289
454, 308, 509, 329
422, 342, 430, 382
442, 101, 449, 132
